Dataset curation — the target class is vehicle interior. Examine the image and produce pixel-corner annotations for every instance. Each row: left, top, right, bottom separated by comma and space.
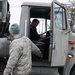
29, 6, 52, 63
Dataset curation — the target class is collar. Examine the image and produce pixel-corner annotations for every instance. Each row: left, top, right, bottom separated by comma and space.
14, 34, 21, 39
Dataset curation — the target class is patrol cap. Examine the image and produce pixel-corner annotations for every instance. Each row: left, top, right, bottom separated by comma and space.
9, 23, 20, 35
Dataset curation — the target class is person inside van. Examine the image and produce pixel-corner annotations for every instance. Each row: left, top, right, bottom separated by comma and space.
30, 19, 50, 59
30, 19, 46, 41
30, 19, 40, 40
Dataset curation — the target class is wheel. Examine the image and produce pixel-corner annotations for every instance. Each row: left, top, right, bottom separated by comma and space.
70, 65, 75, 75
58, 67, 63, 75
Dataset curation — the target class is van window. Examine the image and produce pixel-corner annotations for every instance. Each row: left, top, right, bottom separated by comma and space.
54, 3, 66, 30
31, 18, 50, 34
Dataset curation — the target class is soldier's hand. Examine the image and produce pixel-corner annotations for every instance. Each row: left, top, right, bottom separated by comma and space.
9, 72, 12, 75
39, 52, 43, 58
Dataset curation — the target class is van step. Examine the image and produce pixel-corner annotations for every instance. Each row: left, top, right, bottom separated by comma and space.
29, 67, 58, 75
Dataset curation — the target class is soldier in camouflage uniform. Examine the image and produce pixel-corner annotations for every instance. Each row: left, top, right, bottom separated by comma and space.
3, 23, 43, 75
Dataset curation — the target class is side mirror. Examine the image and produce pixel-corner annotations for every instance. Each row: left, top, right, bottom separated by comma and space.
72, 25, 75, 33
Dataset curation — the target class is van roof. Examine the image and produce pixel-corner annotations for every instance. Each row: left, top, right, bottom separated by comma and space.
21, 2, 51, 19
22, 2, 51, 7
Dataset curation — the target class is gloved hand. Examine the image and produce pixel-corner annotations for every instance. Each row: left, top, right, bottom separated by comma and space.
9, 73, 12, 75
38, 51, 43, 58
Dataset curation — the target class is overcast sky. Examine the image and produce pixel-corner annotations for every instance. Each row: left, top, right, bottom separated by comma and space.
8, 0, 71, 25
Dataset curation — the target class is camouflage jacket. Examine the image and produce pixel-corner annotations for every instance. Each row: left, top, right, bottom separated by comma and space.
3, 36, 42, 75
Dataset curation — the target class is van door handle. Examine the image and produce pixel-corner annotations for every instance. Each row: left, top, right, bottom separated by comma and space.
53, 42, 55, 49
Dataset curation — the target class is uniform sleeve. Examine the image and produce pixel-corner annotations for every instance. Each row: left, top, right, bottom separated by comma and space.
3, 40, 23, 75
31, 40, 42, 57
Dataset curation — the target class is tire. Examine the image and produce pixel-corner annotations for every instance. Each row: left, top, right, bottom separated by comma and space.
70, 65, 75, 75
58, 67, 63, 75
